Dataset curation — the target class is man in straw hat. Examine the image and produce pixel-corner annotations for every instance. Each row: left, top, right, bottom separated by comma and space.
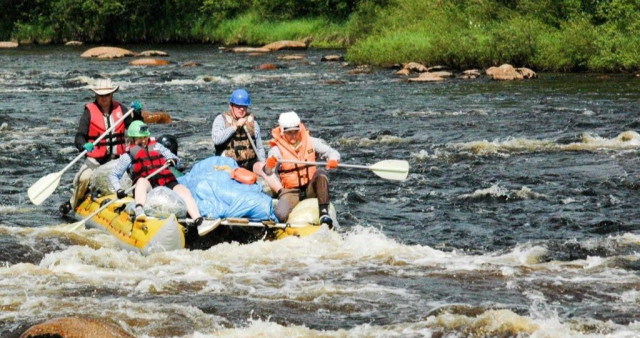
59, 78, 144, 215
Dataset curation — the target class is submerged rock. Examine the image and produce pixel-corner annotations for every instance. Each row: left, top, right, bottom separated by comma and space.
129, 58, 170, 66
20, 317, 134, 338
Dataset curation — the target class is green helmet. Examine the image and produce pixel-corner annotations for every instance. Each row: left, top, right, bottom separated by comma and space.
127, 120, 151, 138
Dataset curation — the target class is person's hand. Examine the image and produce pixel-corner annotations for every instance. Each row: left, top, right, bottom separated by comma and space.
116, 189, 126, 199
83, 142, 94, 152
131, 100, 143, 120
265, 156, 278, 169
326, 159, 339, 170
234, 118, 247, 129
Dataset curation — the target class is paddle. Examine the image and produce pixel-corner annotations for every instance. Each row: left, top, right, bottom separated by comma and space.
196, 217, 312, 236
278, 159, 410, 181
28, 108, 135, 205
243, 125, 259, 155
59, 162, 171, 232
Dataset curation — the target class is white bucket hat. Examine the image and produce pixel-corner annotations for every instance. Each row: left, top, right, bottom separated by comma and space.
91, 78, 119, 95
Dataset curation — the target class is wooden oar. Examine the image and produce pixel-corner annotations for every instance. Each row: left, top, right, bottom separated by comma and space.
278, 159, 410, 181
59, 162, 170, 232
28, 108, 134, 205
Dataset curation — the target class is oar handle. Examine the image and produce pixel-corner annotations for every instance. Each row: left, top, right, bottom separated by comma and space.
73, 162, 170, 228
278, 160, 407, 173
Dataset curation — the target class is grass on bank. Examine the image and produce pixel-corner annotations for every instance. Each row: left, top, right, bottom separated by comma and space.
193, 13, 348, 48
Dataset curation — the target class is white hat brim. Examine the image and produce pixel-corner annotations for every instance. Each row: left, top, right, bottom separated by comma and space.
91, 86, 119, 95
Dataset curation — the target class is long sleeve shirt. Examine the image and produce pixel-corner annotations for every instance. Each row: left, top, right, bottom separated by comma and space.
109, 143, 178, 191
210, 114, 266, 162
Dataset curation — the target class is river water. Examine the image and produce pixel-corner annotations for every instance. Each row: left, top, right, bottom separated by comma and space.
2, 45, 640, 337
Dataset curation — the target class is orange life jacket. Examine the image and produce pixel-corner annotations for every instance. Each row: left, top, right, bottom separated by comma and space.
129, 145, 176, 187
270, 123, 316, 189
86, 101, 126, 159
215, 112, 256, 164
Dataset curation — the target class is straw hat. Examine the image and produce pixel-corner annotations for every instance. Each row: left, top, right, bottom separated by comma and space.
91, 78, 119, 95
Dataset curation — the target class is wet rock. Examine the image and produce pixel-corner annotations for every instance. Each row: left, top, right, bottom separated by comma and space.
230, 46, 270, 53
427, 65, 448, 72
81, 46, 134, 59
0, 41, 18, 48
348, 65, 372, 74
321, 55, 344, 62
487, 64, 537, 80
129, 58, 170, 66
180, 61, 201, 67
65, 40, 83, 46
403, 62, 428, 73
408, 72, 446, 82
395, 68, 411, 76
262, 37, 312, 51
277, 54, 305, 60
429, 70, 454, 78
20, 317, 134, 338
142, 111, 172, 124
138, 50, 168, 57
461, 69, 481, 79
516, 67, 537, 79
486, 64, 523, 80
254, 63, 281, 71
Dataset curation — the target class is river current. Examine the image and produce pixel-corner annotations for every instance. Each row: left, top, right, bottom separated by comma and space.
1, 45, 640, 337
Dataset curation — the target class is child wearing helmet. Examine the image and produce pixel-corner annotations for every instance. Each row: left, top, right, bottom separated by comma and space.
211, 88, 282, 194
108, 121, 202, 224
264, 111, 341, 227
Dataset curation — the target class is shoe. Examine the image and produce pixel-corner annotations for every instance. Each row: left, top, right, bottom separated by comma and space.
59, 201, 72, 215
193, 217, 203, 227
135, 205, 146, 222
319, 215, 333, 229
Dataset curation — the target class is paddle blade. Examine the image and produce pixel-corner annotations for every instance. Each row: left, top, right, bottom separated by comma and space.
28, 172, 62, 205
369, 160, 410, 181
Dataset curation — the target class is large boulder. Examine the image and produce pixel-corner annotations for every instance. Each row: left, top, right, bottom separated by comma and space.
81, 46, 134, 59
20, 317, 134, 338
486, 64, 523, 80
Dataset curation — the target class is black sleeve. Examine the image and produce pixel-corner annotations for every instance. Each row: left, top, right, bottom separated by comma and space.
74, 108, 91, 152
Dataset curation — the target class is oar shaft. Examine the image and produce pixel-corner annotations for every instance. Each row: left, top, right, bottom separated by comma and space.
243, 126, 259, 154
278, 160, 407, 173
54, 109, 135, 179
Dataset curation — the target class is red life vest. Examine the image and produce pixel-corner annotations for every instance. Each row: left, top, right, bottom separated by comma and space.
86, 101, 126, 159
129, 145, 176, 187
270, 123, 316, 189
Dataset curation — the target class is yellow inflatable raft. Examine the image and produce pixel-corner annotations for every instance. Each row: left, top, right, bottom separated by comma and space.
72, 195, 336, 255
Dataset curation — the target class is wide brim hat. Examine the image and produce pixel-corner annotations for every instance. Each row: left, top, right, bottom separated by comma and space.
91, 78, 119, 95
